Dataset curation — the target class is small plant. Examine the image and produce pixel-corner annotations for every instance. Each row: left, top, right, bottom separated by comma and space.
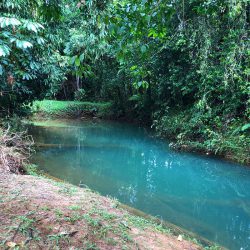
120, 231, 132, 242
58, 185, 77, 196
24, 164, 39, 176
64, 212, 82, 224
54, 209, 63, 220
14, 214, 41, 242
17, 215, 35, 235
48, 233, 70, 245
83, 214, 102, 228
91, 209, 117, 221
68, 205, 81, 211
106, 237, 117, 246
74, 88, 86, 101
83, 241, 100, 250
40, 206, 50, 211
205, 245, 222, 250
35, 103, 41, 112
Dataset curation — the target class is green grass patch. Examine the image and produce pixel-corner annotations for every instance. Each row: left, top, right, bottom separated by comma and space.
24, 164, 41, 176
31, 100, 112, 118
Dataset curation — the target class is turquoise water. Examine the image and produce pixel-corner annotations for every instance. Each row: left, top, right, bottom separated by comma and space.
29, 120, 250, 250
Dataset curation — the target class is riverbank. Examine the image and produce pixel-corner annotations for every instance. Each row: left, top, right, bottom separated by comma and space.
0, 169, 214, 250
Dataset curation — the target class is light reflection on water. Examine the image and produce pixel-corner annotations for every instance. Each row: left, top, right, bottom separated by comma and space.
29, 120, 250, 250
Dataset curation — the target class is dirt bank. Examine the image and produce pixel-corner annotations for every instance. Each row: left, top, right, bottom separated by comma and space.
0, 170, 210, 250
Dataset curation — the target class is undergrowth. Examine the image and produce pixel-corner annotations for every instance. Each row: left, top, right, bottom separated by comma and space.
153, 106, 250, 165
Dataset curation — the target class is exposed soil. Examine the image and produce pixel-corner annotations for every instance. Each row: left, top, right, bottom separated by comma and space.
0, 170, 204, 250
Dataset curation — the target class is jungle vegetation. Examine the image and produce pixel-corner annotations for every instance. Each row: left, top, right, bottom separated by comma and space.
0, 0, 249, 163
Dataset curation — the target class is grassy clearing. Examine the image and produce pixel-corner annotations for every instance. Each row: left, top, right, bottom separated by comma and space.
31, 100, 113, 118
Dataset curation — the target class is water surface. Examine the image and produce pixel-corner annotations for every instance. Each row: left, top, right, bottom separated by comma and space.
29, 119, 250, 250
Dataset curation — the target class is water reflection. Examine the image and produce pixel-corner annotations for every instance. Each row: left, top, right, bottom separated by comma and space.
29, 120, 250, 250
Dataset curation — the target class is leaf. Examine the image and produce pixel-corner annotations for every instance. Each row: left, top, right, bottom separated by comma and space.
27, 22, 39, 33
0, 17, 21, 28
75, 57, 81, 67
22, 41, 33, 49
137, 81, 142, 87
145, 15, 151, 22
70, 55, 77, 65
15, 40, 33, 49
79, 53, 85, 62
0, 45, 10, 57
130, 65, 137, 71
37, 37, 45, 45
23, 73, 33, 80
148, 29, 157, 38
0, 65, 3, 75
241, 124, 250, 131
140, 45, 147, 53
152, 12, 157, 17
10, 37, 16, 43
133, 81, 148, 89
23, 21, 45, 33
129, 94, 141, 101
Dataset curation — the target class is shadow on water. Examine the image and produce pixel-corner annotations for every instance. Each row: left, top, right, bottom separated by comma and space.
28, 119, 250, 250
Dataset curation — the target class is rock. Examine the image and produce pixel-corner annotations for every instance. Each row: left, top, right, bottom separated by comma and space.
177, 235, 183, 241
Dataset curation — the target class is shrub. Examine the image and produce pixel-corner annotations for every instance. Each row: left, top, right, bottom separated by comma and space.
74, 89, 86, 101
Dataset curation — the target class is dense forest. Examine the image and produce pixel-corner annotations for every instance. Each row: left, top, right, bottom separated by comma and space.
0, 0, 249, 163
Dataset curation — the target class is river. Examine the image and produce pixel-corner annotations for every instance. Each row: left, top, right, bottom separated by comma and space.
29, 119, 250, 250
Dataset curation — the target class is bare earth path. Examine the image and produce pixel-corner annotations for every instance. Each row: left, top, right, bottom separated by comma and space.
0, 171, 204, 249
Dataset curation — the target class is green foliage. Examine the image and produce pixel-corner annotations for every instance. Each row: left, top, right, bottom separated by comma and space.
0, 0, 64, 114
1, 113, 25, 131
153, 107, 250, 164
48, 233, 70, 246
74, 88, 86, 101
24, 164, 40, 176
